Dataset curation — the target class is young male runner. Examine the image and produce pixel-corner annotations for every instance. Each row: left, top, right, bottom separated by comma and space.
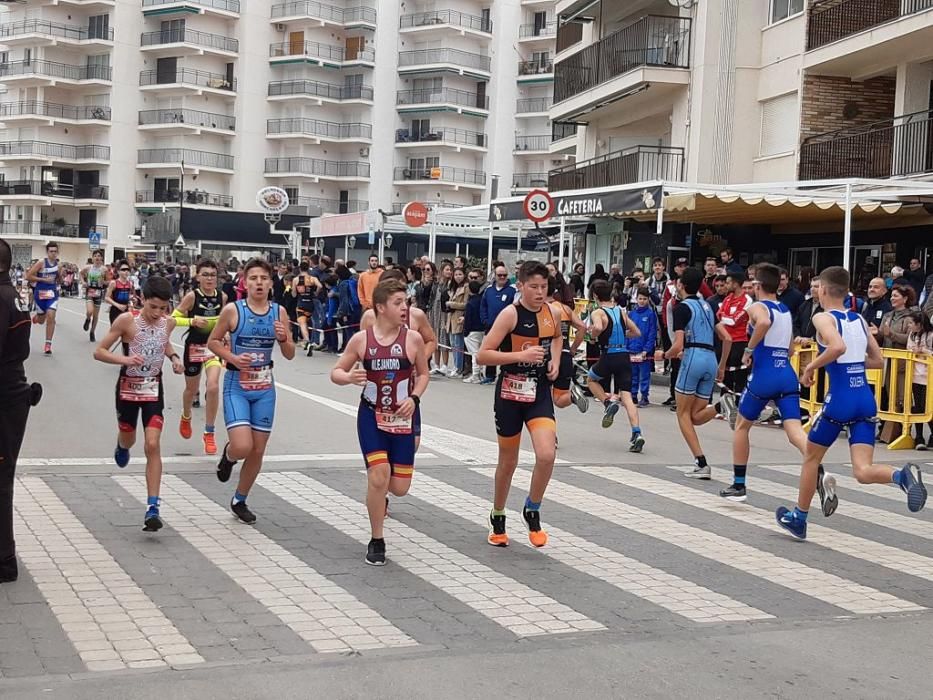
105, 261, 136, 325
81, 249, 109, 343
584, 280, 645, 452
478, 261, 562, 548
94, 276, 184, 531
548, 276, 588, 414
331, 279, 429, 565
173, 259, 227, 455
210, 259, 295, 524
292, 261, 321, 353
776, 266, 926, 539
26, 242, 60, 355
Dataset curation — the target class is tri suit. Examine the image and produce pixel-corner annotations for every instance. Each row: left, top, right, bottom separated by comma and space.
33, 258, 59, 314
587, 305, 633, 394
85, 265, 107, 307
182, 288, 224, 377
673, 296, 718, 400
109, 279, 134, 325
738, 300, 801, 422
115, 314, 169, 432
222, 300, 280, 433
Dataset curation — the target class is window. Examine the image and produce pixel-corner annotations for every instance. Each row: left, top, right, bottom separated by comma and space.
770, 0, 804, 24
88, 15, 109, 40
410, 119, 430, 140
759, 92, 798, 157
283, 186, 298, 202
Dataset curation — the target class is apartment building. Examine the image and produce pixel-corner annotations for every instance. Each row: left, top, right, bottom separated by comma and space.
0, 0, 561, 266
549, 0, 933, 278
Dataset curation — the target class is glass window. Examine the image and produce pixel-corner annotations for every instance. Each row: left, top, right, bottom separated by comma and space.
771, 0, 804, 24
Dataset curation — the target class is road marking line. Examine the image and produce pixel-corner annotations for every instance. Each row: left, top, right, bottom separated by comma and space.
407, 473, 772, 623
115, 474, 416, 653
18, 453, 436, 467
263, 472, 603, 636
14, 477, 204, 671
761, 463, 933, 508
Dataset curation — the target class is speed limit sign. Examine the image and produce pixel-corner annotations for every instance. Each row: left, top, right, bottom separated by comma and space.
523, 189, 554, 223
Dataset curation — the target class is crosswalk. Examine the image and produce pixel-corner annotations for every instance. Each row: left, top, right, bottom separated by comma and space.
8, 462, 933, 678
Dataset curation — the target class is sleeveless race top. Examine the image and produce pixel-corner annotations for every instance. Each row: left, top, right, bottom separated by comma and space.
35, 258, 59, 299
113, 279, 133, 305
597, 305, 628, 354
498, 304, 556, 378
87, 265, 106, 289
361, 325, 413, 411
186, 288, 223, 344
818, 309, 870, 394
230, 299, 279, 369
682, 297, 715, 352
749, 300, 793, 369
122, 314, 169, 378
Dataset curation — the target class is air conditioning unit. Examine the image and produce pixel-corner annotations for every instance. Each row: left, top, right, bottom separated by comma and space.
359, 147, 370, 157
274, 23, 287, 32
550, 159, 563, 165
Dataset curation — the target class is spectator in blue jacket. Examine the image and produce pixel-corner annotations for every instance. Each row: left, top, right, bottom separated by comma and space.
479, 263, 516, 383
628, 287, 658, 407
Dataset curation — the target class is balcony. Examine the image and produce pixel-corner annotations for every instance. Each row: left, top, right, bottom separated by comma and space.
285, 196, 368, 216
517, 59, 553, 83
137, 148, 234, 172
0, 180, 109, 203
0, 19, 114, 46
264, 157, 371, 181
516, 97, 552, 116
393, 165, 486, 189
0, 221, 109, 239
514, 135, 551, 154
0, 60, 112, 87
548, 145, 684, 191
808, 0, 933, 50
396, 87, 489, 116
0, 141, 110, 164
799, 110, 933, 180
270, 1, 376, 29
550, 121, 578, 154
139, 67, 236, 97
399, 10, 492, 37
269, 40, 375, 68
511, 172, 548, 192
395, 127, 487, 151
138, 108, 236, 135
135, 189, 233, 208
518, 21, 556, 42
0, 101, 110, 125
390, 201, 464, 214
140, 28, 238, 57
398, 48, 491, 79
268, 79, 373, 103
142, 0, 240, 18
266, 118, 372, 144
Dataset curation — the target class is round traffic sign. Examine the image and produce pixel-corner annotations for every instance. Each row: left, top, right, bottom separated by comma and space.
523, 189, 553, 223
403, 201, 429, 228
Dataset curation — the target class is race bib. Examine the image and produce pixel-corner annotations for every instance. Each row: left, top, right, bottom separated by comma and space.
500, 373, 537, 403
240, 366, 272, 391
188, 344, 213, 363
38, 289, 55, 300
119, 376, 159, 402
87, 288, 101, 299
375, 410, 413, 435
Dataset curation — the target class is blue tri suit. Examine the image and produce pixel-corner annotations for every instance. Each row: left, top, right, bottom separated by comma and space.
33, 258, 59, 314
738, 300, 801, 422
673, 297, 718, 400
223, 300, 280, 433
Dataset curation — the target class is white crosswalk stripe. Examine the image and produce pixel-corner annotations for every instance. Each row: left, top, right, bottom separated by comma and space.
761, 464, 931, 509
262, 472, 603, 636
473, 468, 921, 615
14, 477, 204, 672
407, 474, 773, 623
115, 474, 417, 653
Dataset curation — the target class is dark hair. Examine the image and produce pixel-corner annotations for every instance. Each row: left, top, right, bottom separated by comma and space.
336, 265, 351, 281
380, 268, 407, 283
636, 286, 651, 299
755, 263, 781, 294
0, 238, 11, 273
517, 260, 549, 283
369, 253, 379, 261
721, 247, 734, 258
652, 257, 664, 265
196, 258, 217, 272
818, 266, 850, 298
714, 274, 727, 283
679, 267, 703, 295
244, 258, 273, 277
46, 241, 59, 251
372, 279, 407, 313
891, 283, 917, 307
726, 271, 745, 286
590, 279, 612, 302
547, 270, 568, 299
705, 256, 717, 263
143, 275, 172, 301
908, 310, 933, 335
309, 254, 320, 265
299, 261, 310, 272
92, 249, 104, 258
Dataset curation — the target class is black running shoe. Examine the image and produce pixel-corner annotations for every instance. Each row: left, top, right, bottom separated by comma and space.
0, 555, 18, 583
192, 398, 201, 409
89, 331, 95, 343
83, 317, 90, 332
231, 499, 257, 524
143, 510, 163, 532
899, 463, 927, 513
488, 511, 509, 547
216, 444, 236, 483
662, 396, 675, 406
366, 538, 386, 566
817, 464, 838, 517
629, 433, 645, 453
719, 484, 747, 502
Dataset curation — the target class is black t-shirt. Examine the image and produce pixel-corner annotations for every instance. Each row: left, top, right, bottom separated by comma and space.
672, 302, 692, 334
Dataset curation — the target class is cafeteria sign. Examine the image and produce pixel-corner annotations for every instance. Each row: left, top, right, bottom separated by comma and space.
489, 185, 662, 222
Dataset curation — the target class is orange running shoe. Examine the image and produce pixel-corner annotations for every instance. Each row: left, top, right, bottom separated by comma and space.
487, 511, 509, 547
203, 431, 217, 455
179, 414, 192, 439
523, 507, 548, 547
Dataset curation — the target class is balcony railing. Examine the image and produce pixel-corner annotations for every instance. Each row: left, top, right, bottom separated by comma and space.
139, 108, 236, 131
0, 141, 110, 160
393, 166, 486, 185
270, 40, 375, 62
518, 59, 553, 76
396, 87, 489, 110
142, 0, 240, 13
0, 101, 111, 121
0, 60, 112, 81
390, 201, 464, 214
0, 19, 114, 41
807, 0, 933, 50
554, 15, 691, 103
515, 135, 550, 151
519, 21, 556, 38
0, 221, 110, 238
139, 67, 235, 91
140, 28, 238, 53
395, 127, 487, 148
512, 172, 548, 189
398, 48, 491, 72
548, 145, 684, 191
268, 79, 373, 101
400, 10, 492, 33
138, 148, 234, 170
516, 97, 552, 113
136, 189, 233, 207
0, 180, 109, 200
286, 196, 369, 216
556, 21, 583, 53
267, 118, 372, 140
552, 121, 578, 142
271, 1, 376, 25
264, 158, 371, 178
799, 109, 933, 180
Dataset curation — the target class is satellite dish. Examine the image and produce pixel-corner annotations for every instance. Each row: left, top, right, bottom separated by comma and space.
668, 0, 697, 7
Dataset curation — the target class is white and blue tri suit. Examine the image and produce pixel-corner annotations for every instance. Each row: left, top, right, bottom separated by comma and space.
587, 306, 633, 392
737, 300, 800, 422
222, 300, 280, 433
807, 309, 877, 447
673, 297, 718, 400
33, 258, 59, 314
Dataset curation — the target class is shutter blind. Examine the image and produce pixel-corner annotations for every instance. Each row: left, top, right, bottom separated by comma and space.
759, 92, 798, 157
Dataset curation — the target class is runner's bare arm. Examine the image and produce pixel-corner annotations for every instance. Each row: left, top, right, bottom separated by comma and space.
330, 331, 367, 386
410, 332, 429, 397
93, 315, 136, 366
163, 318, 184, 374
207, 304, 242, 367
25, 259, 43, 284
410, 307, 436, 359
359, 308, 374, 331
276, 305, 295, 360
623, 311, 641, 338
864, 319, 884, 370
744, 304, 770, 359
569, 308, 587, 354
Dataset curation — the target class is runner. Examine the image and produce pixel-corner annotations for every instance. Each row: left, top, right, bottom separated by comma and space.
25, 242, 60, 355
776, 266, 927, 539
292, 261, 321, 354
173, 259, 227, 455
105, 261, 136, 326
209, 258, 295, 524
80, 249, 109, 343
478, 261, 561, 548
548, 276, 588, 414
93, 276, 183, 532
583, 280, 645, 452
331, 279, 429, 565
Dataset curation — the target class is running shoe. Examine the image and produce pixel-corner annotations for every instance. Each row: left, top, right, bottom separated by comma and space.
192, 396, 201, 409
89, 331, 95, 343
629, 433, 645, 453
637, 398, 650, 408
83, 317, 90, 332
684, 464, 711, 479
487, 511, 509, 547
719, 484, 747, 502
366, 538, 386, 566
216, 444, 236, 483
203, 432, 217, 455
662, 396, 675, 406
447, 367, 461, 378
463, 375, 479, 384
179, 415, 192, 440
917, 441, 927, 452
0, 555, 18, 583
601, 400, 620, 428
479, 376, 495, 385
306, 343, 314, 357
898, 463, 927, 513
114, 445, 130, 468
231, 499, 257, 524
720, 392, 738, 430
143, 510, 163, 532
43, 342, 51, 356
775, 506, 807, 540
817, 464, 838, 517
522, 507, 548, 547
570, 383, 589, 413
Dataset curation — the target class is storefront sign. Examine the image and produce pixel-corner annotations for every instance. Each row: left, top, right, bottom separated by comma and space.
489, 185, 662, 222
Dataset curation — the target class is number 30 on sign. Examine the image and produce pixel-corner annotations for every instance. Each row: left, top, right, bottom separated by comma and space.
523, 189, 554, 223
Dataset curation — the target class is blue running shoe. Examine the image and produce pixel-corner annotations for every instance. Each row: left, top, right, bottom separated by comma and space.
601, 400, 620, 429
114, 445, 130, 468
775, 506, 807, 540
143, 508, 163, 532
898, 463, 927, 513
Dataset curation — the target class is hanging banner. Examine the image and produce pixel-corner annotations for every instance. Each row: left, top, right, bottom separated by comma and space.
488, 185, 662, 222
